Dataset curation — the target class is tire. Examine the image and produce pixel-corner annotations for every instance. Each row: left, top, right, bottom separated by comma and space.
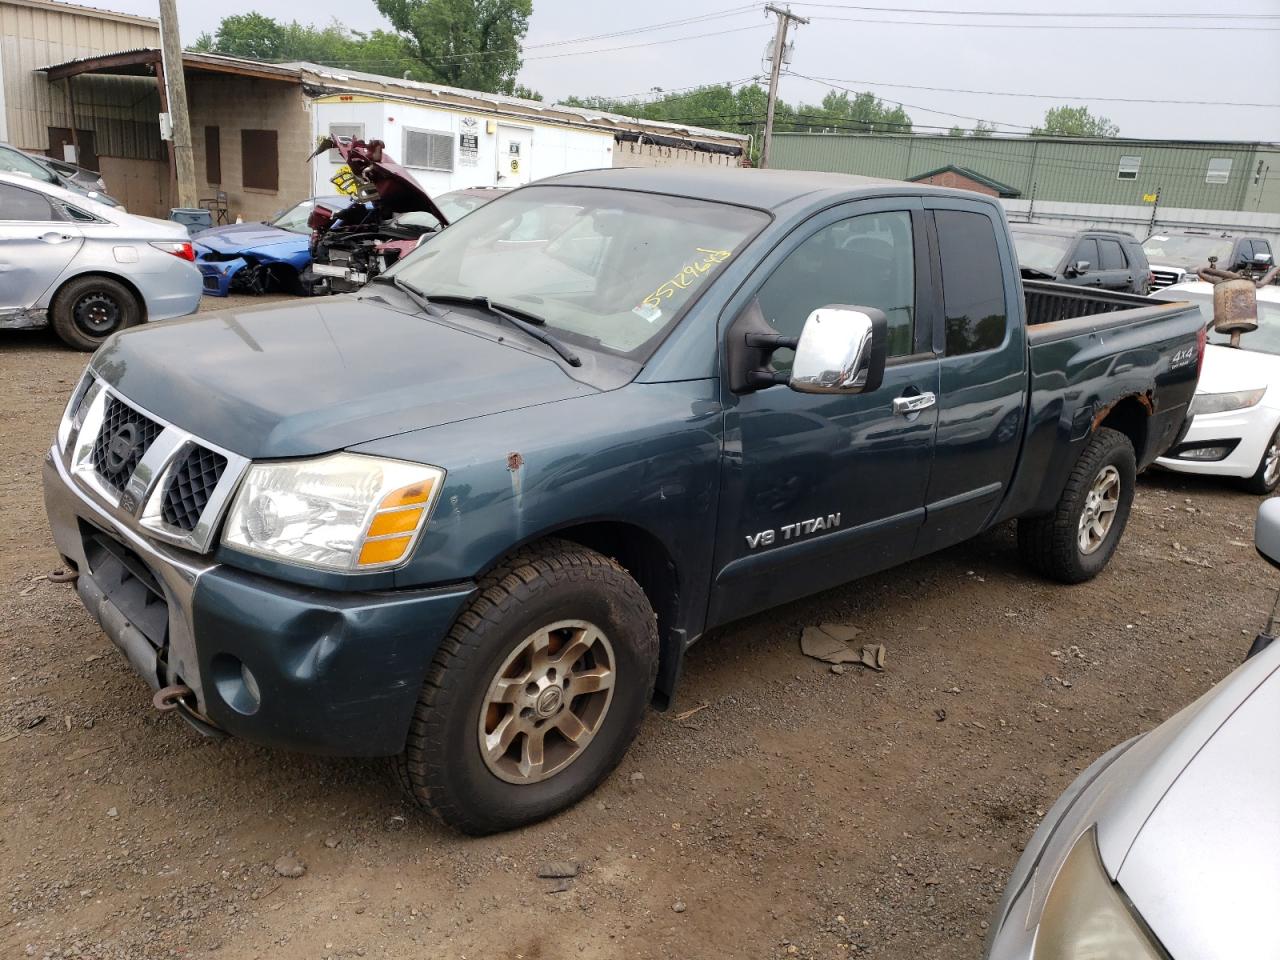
1018, 427, 1136, 584
1241, 424, 1280, 495
395, 539, 659, 834
49, 275, 140, 351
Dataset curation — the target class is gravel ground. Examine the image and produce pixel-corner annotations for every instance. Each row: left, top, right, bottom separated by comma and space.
0, 300, 1271, 959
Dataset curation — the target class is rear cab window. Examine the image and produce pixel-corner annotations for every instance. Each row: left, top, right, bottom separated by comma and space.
935, 209, 1008, 355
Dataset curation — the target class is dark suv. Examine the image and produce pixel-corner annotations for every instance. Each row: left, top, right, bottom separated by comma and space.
1011, 224, 1152, 294
1141, 230, 1274, 289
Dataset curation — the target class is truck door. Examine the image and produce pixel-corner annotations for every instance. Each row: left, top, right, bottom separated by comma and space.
1066, 237, 1101, 287
913, 199, 1027, 556
0, 181, 83, 314
708, 199, 940, 628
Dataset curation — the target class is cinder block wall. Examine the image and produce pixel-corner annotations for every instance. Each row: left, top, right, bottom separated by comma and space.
186, 74, 311, 222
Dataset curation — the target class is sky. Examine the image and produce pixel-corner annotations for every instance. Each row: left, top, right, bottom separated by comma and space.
74, 0, 1280, 142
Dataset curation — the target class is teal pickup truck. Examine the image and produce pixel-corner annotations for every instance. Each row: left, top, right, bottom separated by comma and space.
44, 168, 1204, 833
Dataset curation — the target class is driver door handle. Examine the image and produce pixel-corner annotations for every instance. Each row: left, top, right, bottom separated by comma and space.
40, 232, 76, 244
893, 392, 937, 416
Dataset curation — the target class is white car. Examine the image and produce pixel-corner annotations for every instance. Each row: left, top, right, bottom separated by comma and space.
0, 171, 201, 350
1152, 280, 1280, 493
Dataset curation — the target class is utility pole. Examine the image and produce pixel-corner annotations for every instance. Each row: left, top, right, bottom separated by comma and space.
158, 0, 197, 209
760, 4, 807, 169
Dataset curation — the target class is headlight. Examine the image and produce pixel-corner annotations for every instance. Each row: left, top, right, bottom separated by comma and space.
222, 453, 444, 572
1190, 388, 1266, 417
1033, 828, 1163, 960
56, 370, 100, 453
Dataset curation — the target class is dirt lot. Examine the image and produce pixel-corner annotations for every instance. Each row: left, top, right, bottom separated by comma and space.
1, 302, 1271, 960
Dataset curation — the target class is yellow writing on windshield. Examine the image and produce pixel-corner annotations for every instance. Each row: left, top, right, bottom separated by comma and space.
641, 247, 732, 311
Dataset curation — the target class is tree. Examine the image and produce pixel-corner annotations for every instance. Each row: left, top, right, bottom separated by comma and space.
948, 120, 994, 138
1033, 105, 1119, 138
192, 14, 419, 77
374, 0, 532, 94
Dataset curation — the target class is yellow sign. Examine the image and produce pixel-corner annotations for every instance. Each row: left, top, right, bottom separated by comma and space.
511, 158, 520, 173
314, 93, 382, 104
1142, 193, 1158, 203
330, 165, 359, 196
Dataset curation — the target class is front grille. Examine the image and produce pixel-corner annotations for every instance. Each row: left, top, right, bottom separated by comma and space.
82, 527, 169, 648
161, 445, 228, 532
91, 396, 163, 493
1150, 269, 1184, 289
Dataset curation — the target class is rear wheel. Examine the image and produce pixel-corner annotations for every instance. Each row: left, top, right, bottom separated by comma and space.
49, 275, 140, 350
1242, 424, 1280, 495
1018, 427, 1136, 583
395, 540, 658, 834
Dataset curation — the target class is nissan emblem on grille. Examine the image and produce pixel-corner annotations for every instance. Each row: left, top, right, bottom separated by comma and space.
103, 423, 140, 474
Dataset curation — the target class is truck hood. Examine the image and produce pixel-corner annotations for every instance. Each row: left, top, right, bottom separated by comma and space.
92, 297, 598, 459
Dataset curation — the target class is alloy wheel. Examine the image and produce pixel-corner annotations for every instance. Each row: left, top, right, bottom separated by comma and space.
1078, 465, 1121, 555
477, 619, 616, 785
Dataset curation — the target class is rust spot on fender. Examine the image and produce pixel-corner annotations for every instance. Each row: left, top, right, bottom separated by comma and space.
1092, 391, 1154, 432
507, 452, 524, 472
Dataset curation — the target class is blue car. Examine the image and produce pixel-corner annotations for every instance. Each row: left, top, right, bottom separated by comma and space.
193, 196, 349, 296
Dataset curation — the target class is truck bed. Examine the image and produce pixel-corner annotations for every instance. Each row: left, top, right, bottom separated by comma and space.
992, 279, 1206, 527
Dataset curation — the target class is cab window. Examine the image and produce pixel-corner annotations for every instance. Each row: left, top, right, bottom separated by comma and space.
935, 209, 1007, 356
754, 210, 917, 370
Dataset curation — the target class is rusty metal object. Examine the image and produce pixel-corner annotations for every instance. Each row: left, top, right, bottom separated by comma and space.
152, 684, 193, 712
47, 568, 78, 583
1213, 279, 1260, 347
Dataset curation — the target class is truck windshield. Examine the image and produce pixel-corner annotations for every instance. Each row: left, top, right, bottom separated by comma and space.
387, 185, 769, 357
1142, 235, 1234, 263
1011, 231, 1072, 273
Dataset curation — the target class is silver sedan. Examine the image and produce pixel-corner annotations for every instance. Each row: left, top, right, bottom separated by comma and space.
0, 172, 201, 350
986, 499, 1280, 960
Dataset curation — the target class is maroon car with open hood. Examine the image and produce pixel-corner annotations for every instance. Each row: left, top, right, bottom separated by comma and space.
305, 136, 451, 293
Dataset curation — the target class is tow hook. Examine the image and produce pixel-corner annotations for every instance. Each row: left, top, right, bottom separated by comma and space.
47, 568, 78, 583
153, 684, 193, 712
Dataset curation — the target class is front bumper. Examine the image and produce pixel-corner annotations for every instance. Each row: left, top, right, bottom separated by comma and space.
196, 257, 242, 297
1155, 406, 1278, 479
43, 447, 474, 755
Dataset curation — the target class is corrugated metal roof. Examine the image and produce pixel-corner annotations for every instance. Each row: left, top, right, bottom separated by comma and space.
289, 61, 748, 147
0, 0, 156, 28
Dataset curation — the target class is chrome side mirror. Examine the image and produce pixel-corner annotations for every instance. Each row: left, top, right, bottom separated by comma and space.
1072, 260, 1091, 276
790, 306, 887, 395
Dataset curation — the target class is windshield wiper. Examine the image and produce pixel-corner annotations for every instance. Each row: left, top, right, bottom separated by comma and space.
421, 294, 582, 368
369, 274, 435, 314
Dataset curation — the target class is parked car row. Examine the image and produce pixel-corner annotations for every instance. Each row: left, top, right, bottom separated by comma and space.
0, 140, 120, 206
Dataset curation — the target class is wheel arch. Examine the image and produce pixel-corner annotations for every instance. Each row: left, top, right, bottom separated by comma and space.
478, 520, 685, 710
49, 269, 148, 322
1094, 393, 1151, 464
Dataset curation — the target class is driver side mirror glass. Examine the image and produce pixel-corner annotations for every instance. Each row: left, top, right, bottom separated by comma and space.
790, 306, 887, 395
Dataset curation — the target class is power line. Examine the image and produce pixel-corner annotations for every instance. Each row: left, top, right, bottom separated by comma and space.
297, 23, 771, 68
524, 6, 758, 50
789, 2, 1280, 19
787, 70, 1036, 130
798, 74, 1280, 110
806, 13, 1280, 30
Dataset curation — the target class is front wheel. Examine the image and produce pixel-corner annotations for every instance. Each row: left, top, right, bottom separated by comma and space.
395, 540, 658, 834
1018, 427, 1137, 583
1242, 424, 1280, 495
